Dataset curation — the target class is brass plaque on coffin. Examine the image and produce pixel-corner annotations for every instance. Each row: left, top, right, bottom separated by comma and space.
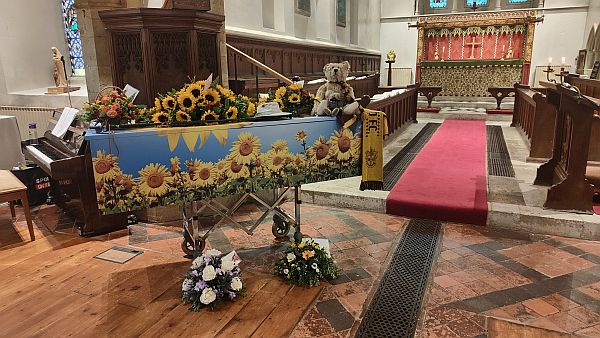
170, 0, 211, 11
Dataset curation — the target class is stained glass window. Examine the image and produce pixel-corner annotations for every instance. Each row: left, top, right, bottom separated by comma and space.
508, 0, 529, 3
429, 0, 447, 9
466, 0, 489, 6
61, 0, 85, 74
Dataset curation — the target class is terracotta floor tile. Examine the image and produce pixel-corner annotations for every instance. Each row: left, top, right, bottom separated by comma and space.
528, 317, 567, 333
545, 312, 590, 333
440, 250, 461, 261
575, 323, 600, 337
567, 306, 600, 327
499, 242, 555, 259
434, 275, 461, 288
577, 282, 600, 300
522, 298, 560, 316
444, 283, 478, 300
575, 243, 600, 256
448, 268, 485, 284
541, 293, 581, 311
423, 306, 475, 328
500, 303, 541, 323
445, 317, 485, 337
420, 325, 462, 338
463, 279, 498, 296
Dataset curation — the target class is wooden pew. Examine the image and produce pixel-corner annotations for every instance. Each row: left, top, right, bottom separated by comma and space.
511, 84, 556, 162
534, 82, 600, 212
566, 75, 600, 163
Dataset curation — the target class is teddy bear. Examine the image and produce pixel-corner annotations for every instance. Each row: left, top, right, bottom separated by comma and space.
312, 61, 360, 116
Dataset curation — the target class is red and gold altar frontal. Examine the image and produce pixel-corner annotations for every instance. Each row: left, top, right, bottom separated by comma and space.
416, 11, 539, 96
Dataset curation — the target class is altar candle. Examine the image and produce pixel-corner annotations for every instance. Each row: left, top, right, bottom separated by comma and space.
561, 57, 566, 65
443, 46, 445, 54
548, 57, 553, 65
502, 45, 505, 52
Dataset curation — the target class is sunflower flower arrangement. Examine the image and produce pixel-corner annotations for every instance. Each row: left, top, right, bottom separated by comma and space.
82, 89, 146, 125
274, 239, 339, 287
267, 83, 314, 117
181, 249, 244, 311
151, 79, 256, 126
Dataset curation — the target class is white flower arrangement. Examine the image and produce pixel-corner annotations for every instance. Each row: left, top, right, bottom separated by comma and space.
182, 249, 244, 311
275, 239, 339, 287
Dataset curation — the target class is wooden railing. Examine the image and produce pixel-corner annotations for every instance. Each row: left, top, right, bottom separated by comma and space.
566, 75, 600, 162
303, 74, 380, 99
359, 84, 419, 136
512, 84, 537, 139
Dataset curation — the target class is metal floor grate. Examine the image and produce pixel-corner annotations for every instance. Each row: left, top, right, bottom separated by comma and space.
356, 219, 442, 338
383, 123, 441, 191
487, 125, 515, 177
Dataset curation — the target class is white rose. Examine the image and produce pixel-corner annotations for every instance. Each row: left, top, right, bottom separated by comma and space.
283, 269, 289, 274
222, 259, 236, 273
200, 287, 217, 305
202, 265, 217, 281
191, 256, 203, 269
205, 249, 222, 257
286, 253, 296, 262
311, 263, 318, 270
182, 278, 194, 292
230, 277, 243, 291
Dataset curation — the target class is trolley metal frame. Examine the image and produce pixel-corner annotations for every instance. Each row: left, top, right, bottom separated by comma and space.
180, 186, 303, 256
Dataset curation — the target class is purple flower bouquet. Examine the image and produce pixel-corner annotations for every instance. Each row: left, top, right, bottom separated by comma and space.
182, 249, 244, 311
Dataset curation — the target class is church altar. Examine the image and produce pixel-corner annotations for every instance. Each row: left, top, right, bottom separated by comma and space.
416, 11, 538, 97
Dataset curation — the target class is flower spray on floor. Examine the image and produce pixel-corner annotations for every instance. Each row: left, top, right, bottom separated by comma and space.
182, 249, 244, 311
274, 239, 339, 287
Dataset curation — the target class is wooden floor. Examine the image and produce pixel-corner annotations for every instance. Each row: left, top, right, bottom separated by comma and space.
0, 208, 322, 337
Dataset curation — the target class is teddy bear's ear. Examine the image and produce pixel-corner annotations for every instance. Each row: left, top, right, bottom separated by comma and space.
323, 63, 330, 73
341, 61, 350, 71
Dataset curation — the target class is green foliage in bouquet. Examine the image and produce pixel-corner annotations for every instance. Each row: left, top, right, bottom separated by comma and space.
274, 239, 339, 287
150, 79, 256, 125
267, 83, 315, 117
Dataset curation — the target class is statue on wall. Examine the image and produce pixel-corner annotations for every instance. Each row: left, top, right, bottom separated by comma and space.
52, 47, 68, 88
434, 50, 440, 61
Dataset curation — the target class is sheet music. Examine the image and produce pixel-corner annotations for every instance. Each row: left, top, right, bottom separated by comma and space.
51, 107, 78, 138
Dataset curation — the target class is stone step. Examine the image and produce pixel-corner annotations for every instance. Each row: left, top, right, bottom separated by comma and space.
418, 96, 514, 109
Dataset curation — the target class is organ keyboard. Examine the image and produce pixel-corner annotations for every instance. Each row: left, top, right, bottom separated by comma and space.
22, 114, 127, 236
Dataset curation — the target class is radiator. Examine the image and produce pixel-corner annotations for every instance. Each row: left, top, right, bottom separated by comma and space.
0, 106, 57, 140
381, 68, 413, 87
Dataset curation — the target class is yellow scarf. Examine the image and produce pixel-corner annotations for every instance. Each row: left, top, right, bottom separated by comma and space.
359, 109, 388, 190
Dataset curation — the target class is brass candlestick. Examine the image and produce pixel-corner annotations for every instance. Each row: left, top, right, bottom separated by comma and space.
543, 65, 555, 82
557, 67, 569, 84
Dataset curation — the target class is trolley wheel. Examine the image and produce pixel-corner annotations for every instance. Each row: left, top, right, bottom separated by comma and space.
272, 214, 291, 238
181, 236, 206, 257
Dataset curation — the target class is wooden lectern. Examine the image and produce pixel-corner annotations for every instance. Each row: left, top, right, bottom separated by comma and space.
99, 8, 224, 105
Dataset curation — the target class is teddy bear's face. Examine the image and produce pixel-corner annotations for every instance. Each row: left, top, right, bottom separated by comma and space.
323, 61, 350, 83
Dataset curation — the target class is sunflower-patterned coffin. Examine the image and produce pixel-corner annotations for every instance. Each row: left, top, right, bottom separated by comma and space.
85, 117, 362, 215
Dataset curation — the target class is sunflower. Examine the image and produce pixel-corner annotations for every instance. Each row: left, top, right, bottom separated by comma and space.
201, 88, 221, 105
289, 83, 302, 91
138, 163, 172, 197
295, 130, 307, 142
266, 150, 290, 172
330, 129, 359, 161
151, 111, 170, 124
175, 110, 191, 122
288, 93, 301, 104
217, 85, 235, 100
273, 98, 284, 109
187, 83, 203, 100
246, 102, 256, 117
162, 96, 176, 110
154, 97, 162, 110
201, 110, 220, 122
93, 151, 120, 181
293, 154, 306, 166
275, 86, 286, 99
187, 160, 217, 188
225, 106, 238, 120
271, 140, 288, 153
229, 132, 261, 165
222, 157, 250, 180
177, 92, 196, 111
308, 136, 331, 165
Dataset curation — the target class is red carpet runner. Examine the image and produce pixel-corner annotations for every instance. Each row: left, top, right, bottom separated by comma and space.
386, 120, 488, 225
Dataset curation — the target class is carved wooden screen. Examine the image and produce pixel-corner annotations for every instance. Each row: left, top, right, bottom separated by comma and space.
113, 33, 145, 103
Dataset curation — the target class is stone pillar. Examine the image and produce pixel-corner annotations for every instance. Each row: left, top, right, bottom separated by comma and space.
210, 0, 229, 87
452, 0, 459, 13
74, 0, 126, 101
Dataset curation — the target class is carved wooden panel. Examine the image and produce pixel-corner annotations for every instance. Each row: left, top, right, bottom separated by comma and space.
226, 35, 380, 81
153, 31, 190, 95
112, 33, 145, 103
197, 33, 219, 80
